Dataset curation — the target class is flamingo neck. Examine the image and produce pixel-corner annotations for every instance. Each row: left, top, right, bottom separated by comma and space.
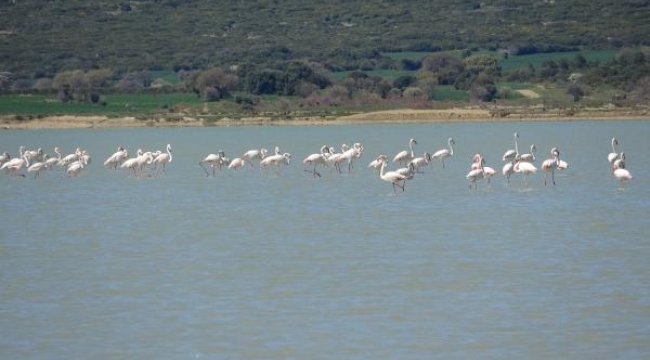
514, 135, 520, 155
379, 160, 387, 177
448, 139, 454, 155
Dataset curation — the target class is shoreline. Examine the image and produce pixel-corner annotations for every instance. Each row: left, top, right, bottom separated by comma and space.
1, 107, 649, 129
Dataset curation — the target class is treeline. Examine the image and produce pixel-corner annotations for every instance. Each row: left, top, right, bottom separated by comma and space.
2, 49, 649, 107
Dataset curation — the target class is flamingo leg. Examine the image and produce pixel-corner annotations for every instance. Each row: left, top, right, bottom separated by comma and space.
552, 170, 556, 185
199, 162, 210, 177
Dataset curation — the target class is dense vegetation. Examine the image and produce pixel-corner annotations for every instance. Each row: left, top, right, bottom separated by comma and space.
1, 0, 649, 117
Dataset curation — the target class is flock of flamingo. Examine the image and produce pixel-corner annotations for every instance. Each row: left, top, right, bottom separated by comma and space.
0, 134, 633, 192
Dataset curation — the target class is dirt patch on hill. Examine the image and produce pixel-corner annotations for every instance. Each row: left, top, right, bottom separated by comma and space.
517, 89, 541, 98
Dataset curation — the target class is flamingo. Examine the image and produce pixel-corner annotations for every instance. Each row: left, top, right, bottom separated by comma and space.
378, 155, 407, 193
329, 144, 349, 174
409, 152, 432, 173
395, 162, 416, 180
520, 144, 536, 163
393, 138, 417, 166
0, 152, 10, 167
27, 156, 48, 178
80, 149, 91, 166
340, 142, 363, 173
514, 157, 537, 187
227, 157, 246, 170
58, 147, 82, 167
199, 151, 229, 177
607, 137, 619, 170
502, 160, 516, 183
104, 147, 128, 170
1, 152, 30, 177
153, 144, 172, 176
66, 158, 86, 177
45, 147, 62, 169
260, 152, 291, 175
242, 148, 268, 167
121, 151, 152, 177
502, 132, 520, 162
541, 147, 560, 186
612, 152, 632, 187
368, 156, 383, 172
432, 137, 455, 168
303, 145, 331, 177
466, 154, 485, 189
471, 154, 496, 184
23, 147, 43, 162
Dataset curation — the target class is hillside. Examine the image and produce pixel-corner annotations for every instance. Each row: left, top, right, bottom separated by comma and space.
1, 0, 649, 76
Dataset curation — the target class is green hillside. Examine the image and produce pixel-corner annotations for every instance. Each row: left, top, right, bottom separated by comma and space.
1, 0, 649, 76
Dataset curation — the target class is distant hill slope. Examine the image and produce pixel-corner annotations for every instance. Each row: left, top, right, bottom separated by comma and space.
1, 0, 649, 76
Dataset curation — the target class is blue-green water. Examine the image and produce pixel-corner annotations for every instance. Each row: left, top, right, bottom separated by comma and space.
1, 120, 649, 359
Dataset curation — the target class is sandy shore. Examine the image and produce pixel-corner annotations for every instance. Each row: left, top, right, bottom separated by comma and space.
1, 107, 648, 129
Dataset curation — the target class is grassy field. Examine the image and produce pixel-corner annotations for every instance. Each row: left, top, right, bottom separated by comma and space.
0, 93, 202, 116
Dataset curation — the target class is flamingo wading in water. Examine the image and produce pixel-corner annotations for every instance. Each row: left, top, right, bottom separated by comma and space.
432, 137, 455, 168
393, 138, 417, 166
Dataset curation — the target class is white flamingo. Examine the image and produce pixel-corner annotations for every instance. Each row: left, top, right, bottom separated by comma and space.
340, 142, 363, 173
0, 152, 11, 167
395, 162, 416, 180
27, 157, 48, 178
466, 154, 485, 189
121, 151, 152, 177
368, 156, 383, 172
66, 158, 86, 177
104, 147, 128, 170
260, 152, 291, 175
471, 154, 496, 184
1, 152, 30, 177
329, 144, 349, 174
612, 152, 632, 187
541, 147, 560, 186
58, 147, 82, 167
153, 144, 173, 176
520, 144, 536, 163
409, 152, 432, 173
432, 137, 455, 168
502, 160, 516, 183
303, 145, 331, 177
227, 157, 246, 170
502, 132, 520, 162
199, 151, 229, 177
23, 147, 43, 162
242, 148, 268, 167
514, 157, 537, 187
393, 138, 417, 166
45, 147, 62, 169
607, 137, 619, 169
378, 155, 407, 193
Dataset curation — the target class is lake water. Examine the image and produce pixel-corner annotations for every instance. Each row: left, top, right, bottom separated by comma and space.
1, 120, 649, 359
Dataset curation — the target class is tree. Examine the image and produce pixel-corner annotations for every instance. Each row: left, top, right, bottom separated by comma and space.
392, 75, 417, 90
87, 68, 113, 91
33, 78, 53, 92
631, 76, 650, 101
53, 70, 90, 102
567, 84, 585, 102
194, 67, 238, 101
462, 54, 500, 77
421, 55, 464, 85
416, 71, 438, 100
403, 87, 425, 102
